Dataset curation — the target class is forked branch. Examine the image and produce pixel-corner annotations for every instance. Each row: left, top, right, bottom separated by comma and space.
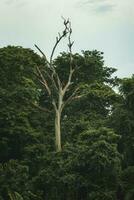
50, 18, 70, 66
34, 18, 80, 152
36, 66, 51, 96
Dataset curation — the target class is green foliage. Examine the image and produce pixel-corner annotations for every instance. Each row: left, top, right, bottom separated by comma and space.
32, 127, 121, 200
109, 75, 134, 167
0, 160, 29, 199
121, 166, 134, 200
8, 192, 24, 200
0, 45, 133, 199
0, 46, 44, 162
55, 50, 117, 86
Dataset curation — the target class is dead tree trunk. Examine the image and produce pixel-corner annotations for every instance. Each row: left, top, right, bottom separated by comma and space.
55, 109, 61, 151
35, 19, 82, 152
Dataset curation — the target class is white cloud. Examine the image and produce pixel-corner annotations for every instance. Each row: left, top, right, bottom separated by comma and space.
0, 0, 134, 77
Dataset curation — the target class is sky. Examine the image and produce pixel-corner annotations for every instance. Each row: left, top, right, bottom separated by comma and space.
0, 0, 134, 78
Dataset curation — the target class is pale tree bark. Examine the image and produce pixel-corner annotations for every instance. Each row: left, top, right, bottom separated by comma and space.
35, 19, 82, 152
55, 109, 61, 152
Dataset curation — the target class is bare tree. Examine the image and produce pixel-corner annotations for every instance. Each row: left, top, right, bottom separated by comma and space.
35, 19, 81, 152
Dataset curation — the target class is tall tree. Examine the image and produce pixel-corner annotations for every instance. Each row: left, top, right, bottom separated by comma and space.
35, 19, 83, 152
109, 75, 134, 167
0, 46, 44, 162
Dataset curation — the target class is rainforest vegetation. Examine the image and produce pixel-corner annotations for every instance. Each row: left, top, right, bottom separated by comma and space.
0, 20, 134, 200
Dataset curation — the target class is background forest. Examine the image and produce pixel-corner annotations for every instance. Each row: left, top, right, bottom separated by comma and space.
0, 41, 134, 199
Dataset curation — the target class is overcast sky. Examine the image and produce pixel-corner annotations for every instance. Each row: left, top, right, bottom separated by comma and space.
0, 0, 134, 77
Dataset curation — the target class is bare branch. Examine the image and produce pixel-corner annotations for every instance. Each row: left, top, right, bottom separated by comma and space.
61, 86, 80, 110
36, 66, 51, 96
50, 19, 70, 66
35, 19, 73, 95
52, 99, 58, 111
62, 68, 75, 95
48, 19, 71, 91
72, 94, 85, 100
51, 70, 62, 90
32, 102, 52, 113
34, 44, 50, 66
62, 20, 75, 95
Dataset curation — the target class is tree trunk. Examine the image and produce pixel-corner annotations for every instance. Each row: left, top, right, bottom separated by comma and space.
55, 110, 62, 152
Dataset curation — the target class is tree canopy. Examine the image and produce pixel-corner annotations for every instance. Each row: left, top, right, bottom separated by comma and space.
0, 37, 133, 199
